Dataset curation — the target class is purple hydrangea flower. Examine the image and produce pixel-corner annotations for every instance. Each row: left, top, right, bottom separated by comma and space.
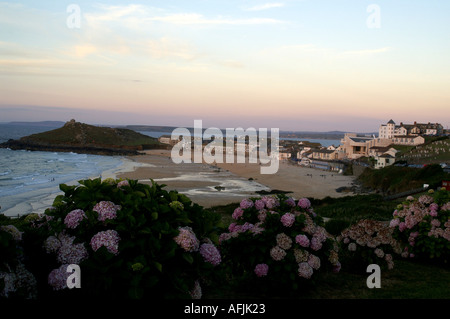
254, 263, 269, 277
90, 229, 120, 255
280, 213, 295, 227
199, 243, 221, 266
93, 201, 121, 222
64, 209, 86, 229
298, 198, 311, 209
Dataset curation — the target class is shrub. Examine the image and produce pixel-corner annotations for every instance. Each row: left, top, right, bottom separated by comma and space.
324, 219, 351, 236
0, 224, 37, 299
389, 190, 450, 262
337, 219, 401, 273
28, 178, 222, 299
218, 194, 340, 294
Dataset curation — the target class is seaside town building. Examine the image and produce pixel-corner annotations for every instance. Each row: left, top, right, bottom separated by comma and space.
339, 120, 442, 162
379, 120, 443, 138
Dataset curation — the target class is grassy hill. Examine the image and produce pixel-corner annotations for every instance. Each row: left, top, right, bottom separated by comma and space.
357, 163, 449, 195
395, 136, 450, 165
0, 120, 165, 155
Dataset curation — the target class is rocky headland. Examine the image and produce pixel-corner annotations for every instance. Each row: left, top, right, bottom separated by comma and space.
0, 119, 166, 156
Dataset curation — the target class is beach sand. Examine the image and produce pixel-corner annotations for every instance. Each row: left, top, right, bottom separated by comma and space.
116, 150, 356, 208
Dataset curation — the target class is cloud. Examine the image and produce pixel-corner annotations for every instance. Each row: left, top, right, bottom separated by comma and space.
342, 47, 392, 56
217, 59, 245, 69
262, 44, 392, 60
244, 3, 285, 11
148, 13, 284, 25
74, 45, 98, 58
84, 4, 285, 28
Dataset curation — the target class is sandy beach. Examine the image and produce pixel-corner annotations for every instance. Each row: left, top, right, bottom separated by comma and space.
115, 150, 356, 208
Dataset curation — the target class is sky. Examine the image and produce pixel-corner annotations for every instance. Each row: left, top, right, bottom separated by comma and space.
0, 0, 449, 132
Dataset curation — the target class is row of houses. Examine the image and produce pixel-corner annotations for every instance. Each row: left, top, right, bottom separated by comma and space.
280, 119, 445, 170
160, 119, 445, 170
379, 119, 444, 139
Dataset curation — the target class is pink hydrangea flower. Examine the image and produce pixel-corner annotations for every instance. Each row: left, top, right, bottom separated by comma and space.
232, 207, 244, 220
48, 264, 70, 291
298, 198, 311, 209
307, 254, 321, 270
431, 219, 441, 227
298, 262, 313, 279
270, 246, 286, 261
285, 197, 296, 207
310, 237, 323, 251
418, 195, 433, 205
389, 218, 400, 228
90, 229, 120, 255
255, 199, 265, 210
240, 198, 254, 209
117, 180, 129, 189
254, 263, 269, 277
93, 201, 121, 222
276, 233, 292, 250
57, 241, 88, 264
64, 209, 86, 229
228, 222, 238, 232
441, 202, 450, 211
262, 196, 278, 209
295, 234, 310, 248
280, 213, 295, 227
257, 210, 267, 222
43, 236, 61, 254
174, 226, 200, 252
430, 210, 438, 217
199, 243, 221, 266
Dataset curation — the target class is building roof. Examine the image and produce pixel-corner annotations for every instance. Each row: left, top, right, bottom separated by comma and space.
392, 135, 424, 139
349, 137, 373, 143
313, 149, 335, 154
387, 119, 395, 124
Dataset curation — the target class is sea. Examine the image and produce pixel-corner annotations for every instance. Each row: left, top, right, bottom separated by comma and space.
0, 124, 126, 217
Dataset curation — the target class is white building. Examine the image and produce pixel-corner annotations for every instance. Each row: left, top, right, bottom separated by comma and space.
379, 119, 443, 138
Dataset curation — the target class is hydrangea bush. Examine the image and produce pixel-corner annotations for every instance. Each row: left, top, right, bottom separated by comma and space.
389, 189, 450, 262
218, 195, 340, 293
337, 219, 401, 272
0, 224, 37, 299
29, 177, 222, 299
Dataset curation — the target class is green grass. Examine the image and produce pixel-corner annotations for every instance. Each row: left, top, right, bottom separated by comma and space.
312, 194, 400, 223
203, 259, 450, 299
358, 164, 450, 195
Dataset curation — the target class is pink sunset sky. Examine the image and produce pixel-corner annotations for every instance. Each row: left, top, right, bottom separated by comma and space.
0, 1, 449, 132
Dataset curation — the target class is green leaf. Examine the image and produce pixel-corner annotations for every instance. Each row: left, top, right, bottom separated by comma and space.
153, 261, 163, 272
182, 253, 194, 264
134, 191, 146, 198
